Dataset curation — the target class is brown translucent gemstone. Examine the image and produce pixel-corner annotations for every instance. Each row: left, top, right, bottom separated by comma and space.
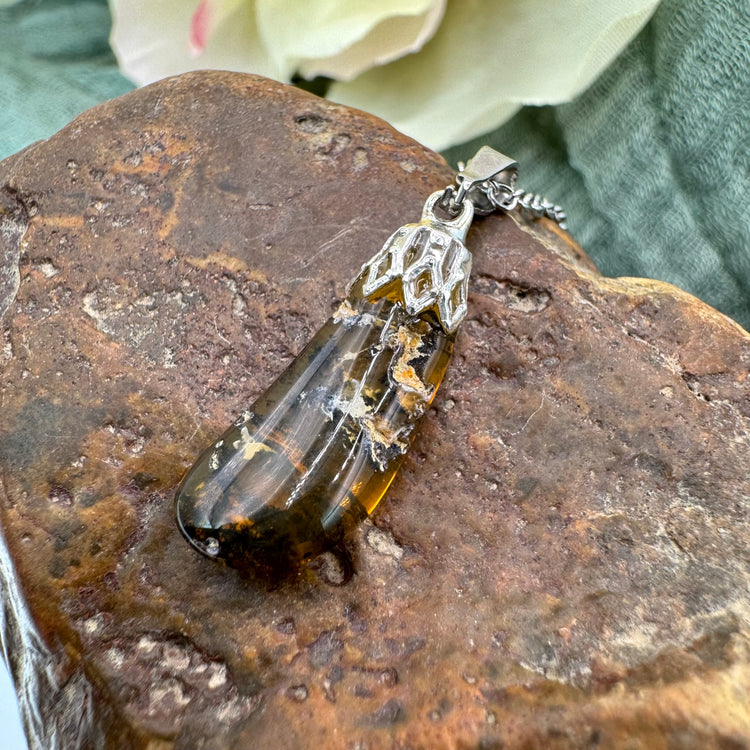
175, 294, 454, 572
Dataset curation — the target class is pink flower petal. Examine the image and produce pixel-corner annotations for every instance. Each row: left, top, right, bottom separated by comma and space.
189, 0, 211, 57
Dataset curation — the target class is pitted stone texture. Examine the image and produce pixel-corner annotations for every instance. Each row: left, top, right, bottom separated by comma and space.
0, 71, 748, 750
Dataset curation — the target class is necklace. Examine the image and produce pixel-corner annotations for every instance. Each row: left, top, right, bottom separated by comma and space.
174, 147, 565, 574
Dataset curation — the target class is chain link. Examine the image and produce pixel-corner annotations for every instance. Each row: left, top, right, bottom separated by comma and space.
488, 183, 567, 230
439, 151, 567, 231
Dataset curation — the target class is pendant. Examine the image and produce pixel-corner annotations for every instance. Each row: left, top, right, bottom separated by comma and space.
174, 148, 561, 572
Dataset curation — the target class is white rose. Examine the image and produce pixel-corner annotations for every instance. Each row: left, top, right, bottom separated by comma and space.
109, 0, 660, 150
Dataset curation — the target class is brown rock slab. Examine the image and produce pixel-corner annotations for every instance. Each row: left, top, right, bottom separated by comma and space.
0, 71, 749, 749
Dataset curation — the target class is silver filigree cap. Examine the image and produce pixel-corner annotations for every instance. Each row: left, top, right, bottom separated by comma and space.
359, 192, 474, 334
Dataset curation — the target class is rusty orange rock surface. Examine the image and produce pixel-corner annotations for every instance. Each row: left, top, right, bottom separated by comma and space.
0, 72, 748, 749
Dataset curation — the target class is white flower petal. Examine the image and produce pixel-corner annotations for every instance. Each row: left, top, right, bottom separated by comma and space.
255, 0, 438, 80
299, 0, 446, 82
109, 0, 282, 86
328, 0, 660, 150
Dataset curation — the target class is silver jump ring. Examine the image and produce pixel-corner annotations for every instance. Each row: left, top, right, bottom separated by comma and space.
487, 182, 518, 212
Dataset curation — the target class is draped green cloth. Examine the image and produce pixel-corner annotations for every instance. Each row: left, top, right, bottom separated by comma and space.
0, 0, 132, 159
2, 0, 749, 330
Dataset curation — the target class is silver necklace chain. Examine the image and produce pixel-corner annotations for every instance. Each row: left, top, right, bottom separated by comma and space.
439, 146, 567, 230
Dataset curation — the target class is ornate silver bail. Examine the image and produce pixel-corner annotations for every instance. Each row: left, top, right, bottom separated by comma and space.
359, 191, 474, 334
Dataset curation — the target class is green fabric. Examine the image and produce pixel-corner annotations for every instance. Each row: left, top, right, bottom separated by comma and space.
0, 0, 132, 162
1, 0, 749, 330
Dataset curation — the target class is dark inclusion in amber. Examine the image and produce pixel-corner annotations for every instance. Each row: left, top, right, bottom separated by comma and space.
175, 291, 454, 572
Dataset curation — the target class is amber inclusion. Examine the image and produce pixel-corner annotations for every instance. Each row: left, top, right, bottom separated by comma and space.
175, 294, 454, 571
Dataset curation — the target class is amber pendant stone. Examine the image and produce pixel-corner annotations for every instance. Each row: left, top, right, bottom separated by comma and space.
175, 191, 473, 572
175, 297, 454, 571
